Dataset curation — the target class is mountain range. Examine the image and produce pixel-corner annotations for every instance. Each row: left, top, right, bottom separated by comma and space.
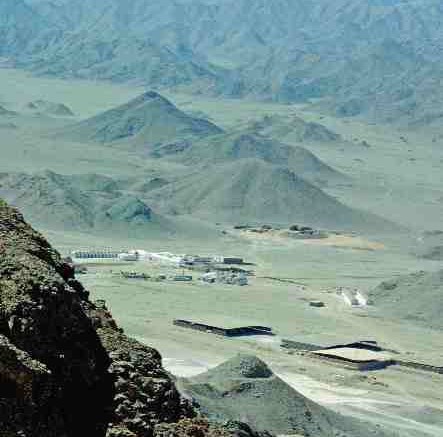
2, 0, 443, 124
0, 90, 399, 234
0, 163, 393, 235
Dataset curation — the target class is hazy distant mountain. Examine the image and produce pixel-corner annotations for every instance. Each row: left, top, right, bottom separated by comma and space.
0, 0, 54, 56
61, 91, 222, 146
2, 0, 442, 124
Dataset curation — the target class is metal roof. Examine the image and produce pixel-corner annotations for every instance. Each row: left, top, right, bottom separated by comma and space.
313, 347, 392, 363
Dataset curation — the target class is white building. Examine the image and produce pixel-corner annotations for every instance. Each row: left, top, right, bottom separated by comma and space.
342, 290, 359, 306
117, 252, 139, 261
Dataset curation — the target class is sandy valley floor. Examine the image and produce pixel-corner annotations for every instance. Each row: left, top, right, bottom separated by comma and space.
1, 67, 443, 436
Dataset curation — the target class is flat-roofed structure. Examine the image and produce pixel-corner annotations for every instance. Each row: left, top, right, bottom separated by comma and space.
281, 335, 381, 353
223, 257, 244, 265
322, 340, 382, 351
173, 318, 274, 337
311, 347, 395, 371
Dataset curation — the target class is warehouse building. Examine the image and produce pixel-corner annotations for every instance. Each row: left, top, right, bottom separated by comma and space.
310, 347, 395, 371
173, 319, 273, 337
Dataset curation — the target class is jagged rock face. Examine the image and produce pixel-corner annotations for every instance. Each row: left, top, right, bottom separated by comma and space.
0, 202, 272, 437
0, 203, 192, 437
0, 205, 113, 436
89, 302, 194, 437
155, 419, 272, 437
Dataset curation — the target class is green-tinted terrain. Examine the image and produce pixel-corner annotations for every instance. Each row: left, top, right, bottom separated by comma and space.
4, 0, 443, 125
2, 1, 443, 435
0, 60, 443, 437
0, 5, 443, 428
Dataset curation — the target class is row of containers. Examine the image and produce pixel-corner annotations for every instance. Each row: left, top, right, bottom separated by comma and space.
71, 249, 244, 265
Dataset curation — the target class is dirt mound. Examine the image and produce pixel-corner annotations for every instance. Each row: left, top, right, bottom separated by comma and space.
26, 99, 74, 116
203, 355, 274, 379
179, 355, 392, 437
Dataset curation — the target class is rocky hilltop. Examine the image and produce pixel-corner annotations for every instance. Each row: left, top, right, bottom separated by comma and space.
0, 201, 265, 437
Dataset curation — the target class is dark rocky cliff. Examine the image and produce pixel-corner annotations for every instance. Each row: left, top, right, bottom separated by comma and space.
0, 202, 267, 437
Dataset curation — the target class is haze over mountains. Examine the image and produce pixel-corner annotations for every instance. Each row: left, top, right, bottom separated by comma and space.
0, 88, 398, 234
2, 0, 443, 124
1, 3, 443, 435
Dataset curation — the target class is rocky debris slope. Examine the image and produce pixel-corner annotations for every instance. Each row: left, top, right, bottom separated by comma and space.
179, 355, 393, 437
0, 201, 264, 437
8, 0, 443, 124
369, 269, 443, 330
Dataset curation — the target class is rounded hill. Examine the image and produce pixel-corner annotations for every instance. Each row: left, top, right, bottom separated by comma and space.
147, 159, 394, 233
160, 131, 345, 186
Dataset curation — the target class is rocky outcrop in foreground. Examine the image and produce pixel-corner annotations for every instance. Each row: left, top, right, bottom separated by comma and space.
0, 202, 264, 437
